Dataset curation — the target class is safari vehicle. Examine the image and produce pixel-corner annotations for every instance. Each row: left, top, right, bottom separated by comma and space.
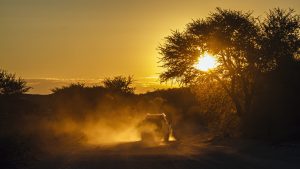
138, 113, 171, 143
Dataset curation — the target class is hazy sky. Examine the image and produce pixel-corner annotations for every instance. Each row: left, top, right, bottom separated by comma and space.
1, 0, 299, 80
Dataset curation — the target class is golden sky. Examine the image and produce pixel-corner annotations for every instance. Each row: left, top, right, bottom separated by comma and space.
0, 0, 299, 93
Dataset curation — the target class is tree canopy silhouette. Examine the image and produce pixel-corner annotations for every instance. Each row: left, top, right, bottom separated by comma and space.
103, 76, 135, 94
0, 69, 31, 95
261, 8, 300, 70
51, 82, 86, 95
158, 8, 299, 119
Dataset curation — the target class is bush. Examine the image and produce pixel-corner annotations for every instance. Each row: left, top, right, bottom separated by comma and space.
0, 69, 31, 95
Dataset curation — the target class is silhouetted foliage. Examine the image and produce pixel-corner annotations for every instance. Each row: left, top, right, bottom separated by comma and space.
261, 8, 300, 70
0, 69, 31, 95
103, 76, 135, 94
191, 81, 239, 137
51, 83, 108, 118
250, 8, 300, 140
51, 82, 86, 95
158, 8, 299, 130
159, 8, 261, 119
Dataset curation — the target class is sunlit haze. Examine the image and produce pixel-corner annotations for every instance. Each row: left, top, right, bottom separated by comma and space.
1, 0, 299, 93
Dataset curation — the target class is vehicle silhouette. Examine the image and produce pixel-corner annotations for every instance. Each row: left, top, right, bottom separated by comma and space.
137, 113, 171, 143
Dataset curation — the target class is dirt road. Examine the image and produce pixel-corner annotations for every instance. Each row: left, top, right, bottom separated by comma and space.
33, 136, 300, 169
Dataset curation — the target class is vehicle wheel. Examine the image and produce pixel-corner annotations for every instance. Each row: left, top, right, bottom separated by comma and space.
164, 132, 170, 142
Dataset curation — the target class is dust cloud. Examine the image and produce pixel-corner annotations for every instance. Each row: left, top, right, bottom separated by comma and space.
44, 109, 146, 146
38, 96, 175, 149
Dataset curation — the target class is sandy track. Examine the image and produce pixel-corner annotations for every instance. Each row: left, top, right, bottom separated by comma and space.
33, 136, 300, 169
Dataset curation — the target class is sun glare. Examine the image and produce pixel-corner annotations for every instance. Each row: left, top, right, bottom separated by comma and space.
194, 52, 218, 71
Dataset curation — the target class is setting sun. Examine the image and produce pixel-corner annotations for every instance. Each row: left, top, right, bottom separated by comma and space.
194, 52, 218, 71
